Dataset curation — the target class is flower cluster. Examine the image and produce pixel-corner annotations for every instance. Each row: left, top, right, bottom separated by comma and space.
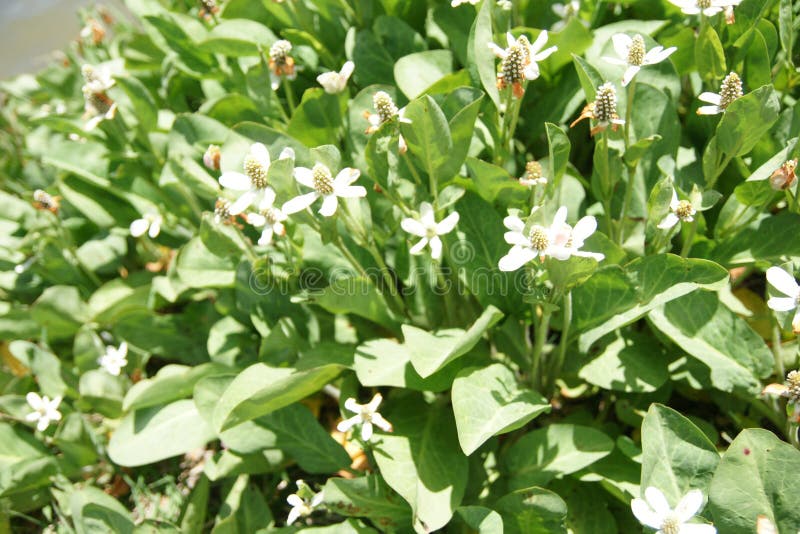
489, 32, 557, 98
81, 64, 117, 130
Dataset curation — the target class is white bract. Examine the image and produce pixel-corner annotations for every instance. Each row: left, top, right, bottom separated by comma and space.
130, 213, 163, 238
99, 342, 128, 376
317, 61, 354, 94
451, 0, 479, 6
336, 393, 393, 442
697, 72, 743, 115
603, 33, 676, 86
668, 0, 740, 17
401, 202, 460, 260
498, 206, 603, 271
631, 487, 716, 534
658, 190, 697, 230
26, 392, 62, 431
286, 482, 324, 526
282, 163, 366, 217
219, 143, 283, 215
766, 266, 800, 333
552, 1, 581, 31
488, 31, 558, 90
247, 205, 288, 246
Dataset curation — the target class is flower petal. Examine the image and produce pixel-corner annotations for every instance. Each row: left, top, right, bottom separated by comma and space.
258, 187, 277, 211
658, 213, 680, 229
334, 168, 361, 187
250, 142, 271, 169
530, 30, 550, 54
645, 45, 677, 64
361, 421, 374, 441
219, 172, 251, 191
318, 194, 339, 217
675, 489, 705, 522
130, 218, 149, 237
612, 33, 633, 59
282, 192, 319, 214
248, 213, 267, 227
26, 392, 43, 410
258, 227, 274, 246
336, 185, 367, 198
372, 413, 393, 432
630, 498, 663, 530
429, 236, 443, 260
767, 267, 800, 298
148, 218, 161, 238
287, 494, 305, 508
337, 415, 360, 432
293, 167, 315, 188
644, 487, 671, 517
698, 92, 722, 105
340, 60, 355, 80
286, 507, 301, 526
622, 65, 641, 86
409, 237, 429, 255
504, 215, 525, 232
504, 230, 529, 246
420, 202, 435, 226
401, 218, 426, 236
680, 524, 717, 534
498, 246, 537, 271
344, 398, 361, 413
228, 190, 256, 215
435, 212, 460, 234
488, 42, 507, 58
767, 296, 797, 312
572, 216, 597, 244
697, 105, 722, 115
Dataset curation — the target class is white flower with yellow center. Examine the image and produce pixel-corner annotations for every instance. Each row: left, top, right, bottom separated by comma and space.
552, 1, 581, 31
247, 204, 288, 246
25, 392, 63, 431
317, 61, 354, 94
762, 370, 800, 422
658, 190, 697, 230
130, 213, 163, 238
81, 64, 114, 94
499, 206, 603, 271
99, 342, 128, 376
219, 143, 282, 215
631, 487, 716, 534
668, 0, 740, 17
519, 160, 548, 187
571, 82, 626, 136
697, 72, 743, 115
336, 393, 393, 442
489, 32, 558, 97
401, 202, 460, 260
603, 34, 676, 86
286, 481, 324, 526
766, 266, 800, 333
282, 163, 366, 217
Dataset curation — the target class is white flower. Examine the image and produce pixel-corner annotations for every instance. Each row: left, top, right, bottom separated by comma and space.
83, 88, 117, 131
286, 481, 324, 526
364, 91, 412, 132
400, 202, 460, 260
99, 342, 128, 376
520, 161, 548, 187
570, 82, 625, 136
631, 487, 716, 534
498, 206, 603, 271
336, 393, 393, 442
247, 204, 288, 246
697, 72, 743, 115
269, 39, 297, 90
281, 163, 366, 217
219, 143, 281, 215
203, 144, 221, 170
25, 392, 62, 431
657, 190, 697, 230
130, 213, 163, 238
451, 0, 479, 5
317, 61, 354, 94
603, 34, 676, 86
552, 1, 581, 31
81, 64, 114, 94
766, 266, 800, 333
668, 0, 741, 17
489, 32, 557, 97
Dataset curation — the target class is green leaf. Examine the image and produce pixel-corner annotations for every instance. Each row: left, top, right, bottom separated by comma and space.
211, 474, 272, 533
313, 277, 400, 332
716, 85, 781, 157
114, 75, 158, 133
394, 50, 453, 100
454, 506, 504, 533
405, 305, 503, 378
709, 428, 800, 533
504, 424, 614, 490
212, 363, 343, 431
108, 400, 216, 467
546, 123, 571, 185
779, 0, 794, 63
495, 487, 568, 534
400, 95, 453, 181
373, 395, 468, 533
175, 237, 237, 289
574, 255, 729, 351
30, 286, 89, 340
322, 475, 413, 529
640, 404, 720, 506
712, 211, 800, 264
451, 363, 550, 455
199, 213, 249, 257
199, 19, 276, 56
695, 25, 727, 82
467, 0, 500, 109
647, 290, 773, 395
578, 330, 670, 393
465, 157, 528, 205
288, 89, 344, 147
123, 363, 228, 412
572, 55, 604, 103
734, 138, 797, 207
440, 92, 483, 180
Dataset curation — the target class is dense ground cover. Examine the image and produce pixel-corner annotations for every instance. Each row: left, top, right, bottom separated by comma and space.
1, 0, 800, 532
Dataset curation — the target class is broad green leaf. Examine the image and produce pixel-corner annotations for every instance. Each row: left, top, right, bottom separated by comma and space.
452, 363, 550, 455
199, 213, 249, 257
495, 487, 568, 534
211, 474, 272, 533
572, 55, 604, 103
467, 0, 500, 109
716, 85, 780, 157
30, 286, 89, 340
504, 424, 614, 490
779, 0, 794, 62
323, 475, 413, 529
373, 395, 468, 533
465, 157, 528, 206
69, 486, 135, 534
440, 91, 483, 180
546, 123, 571, 186
578, 330, 670, 393
175, 237, 237, 288
114, 75, 158, 133
108, 400, 216, 467
695, 25, 726, 82
123, 363, 228, 412
394, 50, 453, 100
573, 255, 729, 351
712, 212, 800, 265
454, 507, 504, 533
648, 290, 773, 395
314, 277, 399, 332
288, 89, 344, 147
405, 305, 503, 378
734, 138, 797, 207
198, 19, 276, 56
212, 363, 343, 431
400, 95, 453, 182
640, 404, 719, 506
709, 428, 800, 533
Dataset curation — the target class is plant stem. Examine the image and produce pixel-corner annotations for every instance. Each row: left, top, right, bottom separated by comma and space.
624, 78, 636, 147
680, 219, 697, 258
282, 77, 296, 114
551, 291, 572, 386
531, 306, 552, 392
